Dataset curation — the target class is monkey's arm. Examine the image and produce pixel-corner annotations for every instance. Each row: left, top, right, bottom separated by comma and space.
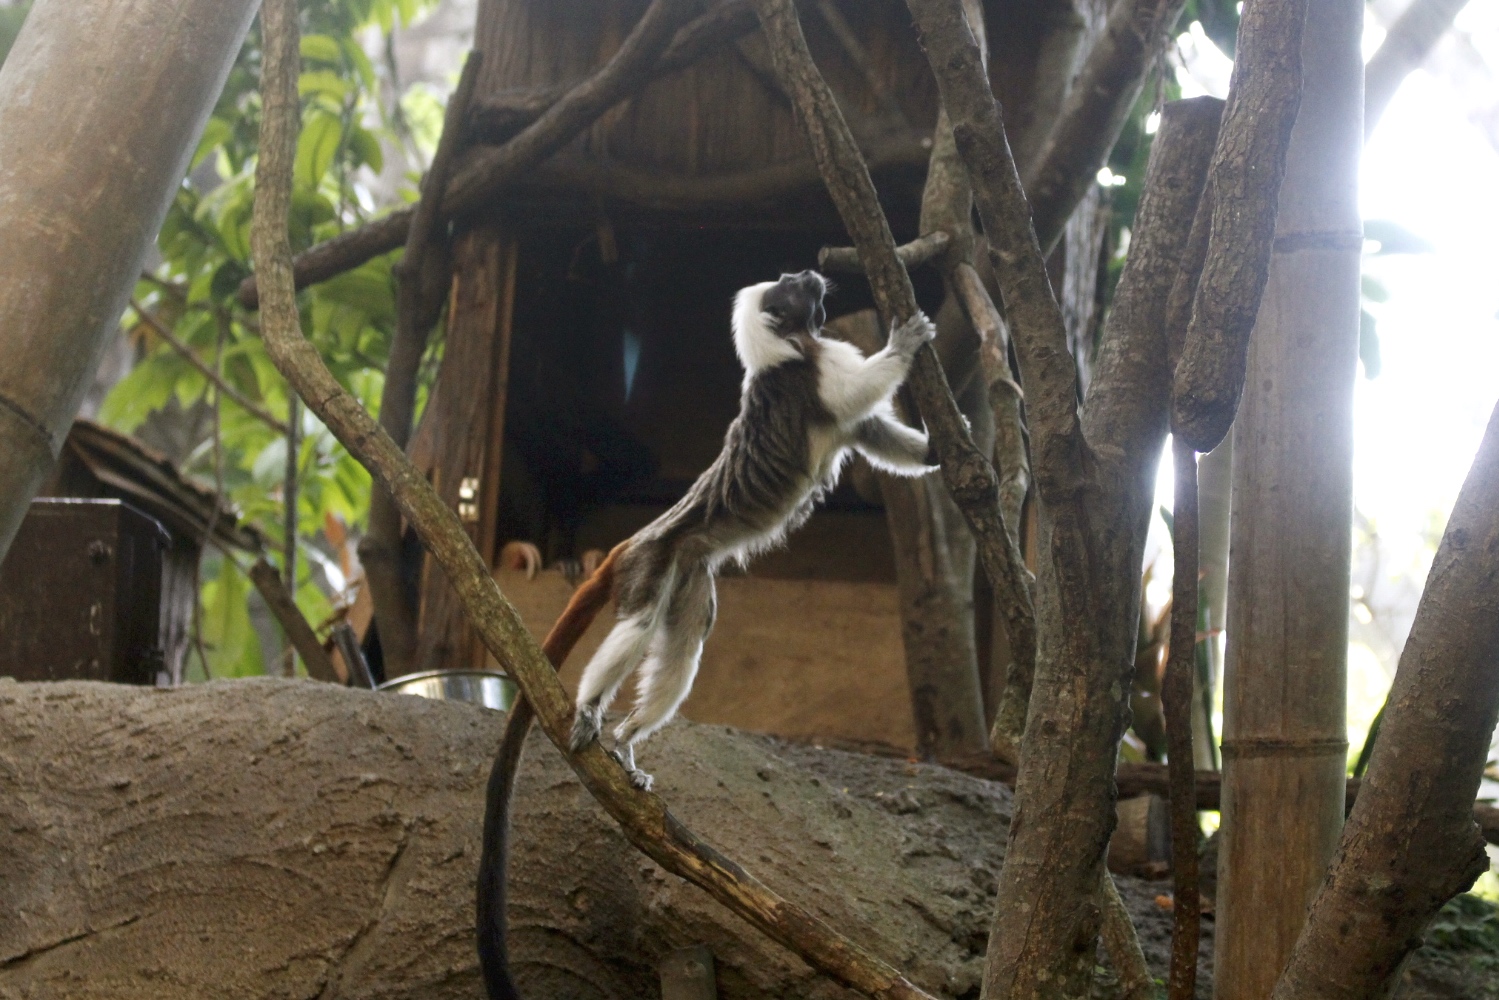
853, 410, 938, 476
817, 312, 935, 422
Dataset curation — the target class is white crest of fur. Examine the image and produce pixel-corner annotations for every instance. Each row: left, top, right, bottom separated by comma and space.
731, 281, 800, 380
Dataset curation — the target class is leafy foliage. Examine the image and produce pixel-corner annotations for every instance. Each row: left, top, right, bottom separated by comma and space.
1421, 893, 1499, 974
104, 0, 444, 679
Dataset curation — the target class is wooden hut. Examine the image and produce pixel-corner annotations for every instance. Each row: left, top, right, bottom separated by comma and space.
401, 0, 1107, 751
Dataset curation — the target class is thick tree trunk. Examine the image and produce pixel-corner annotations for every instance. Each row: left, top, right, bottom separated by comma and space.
0, 678, 1195, 1000
0, 0, 257, 561
1213, 2, 1363, 997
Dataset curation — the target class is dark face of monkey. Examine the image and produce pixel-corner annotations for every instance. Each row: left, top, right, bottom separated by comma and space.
759, 270, 827, 337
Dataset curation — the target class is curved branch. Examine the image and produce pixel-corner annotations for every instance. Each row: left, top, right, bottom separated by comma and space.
748, 0, 1035, 770
249, 4, 934, 998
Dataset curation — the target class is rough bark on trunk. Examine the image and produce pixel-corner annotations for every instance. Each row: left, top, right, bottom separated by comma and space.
1214, 2, 1363, 997
1269, 404, 1499, 1000
411, 228, 518, 677
0, 0, 257, 562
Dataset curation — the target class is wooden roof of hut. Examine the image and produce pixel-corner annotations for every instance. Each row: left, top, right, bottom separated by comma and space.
466, 0, 1072, 232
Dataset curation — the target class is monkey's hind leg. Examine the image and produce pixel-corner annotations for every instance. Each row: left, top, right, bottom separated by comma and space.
613, 564, 717, 789
570, 613, 654, 753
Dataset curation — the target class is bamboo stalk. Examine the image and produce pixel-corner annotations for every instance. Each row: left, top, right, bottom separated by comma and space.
1215, 1, 1362, 996
0, 0, 258, 561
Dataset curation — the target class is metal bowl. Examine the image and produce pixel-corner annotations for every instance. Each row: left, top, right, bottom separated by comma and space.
376, 668, 517, 711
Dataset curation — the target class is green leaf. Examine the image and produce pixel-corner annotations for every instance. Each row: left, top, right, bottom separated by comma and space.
300, 33, 344, 67
0, 3, 30, 70
1361, 273, 1390, 304
1359, 309, 1382, 379
346, 123, 384, 173
299, 69, 350, 103
295, 111, 344, 191
199, 558, 266, 678
192, 117, 234, 171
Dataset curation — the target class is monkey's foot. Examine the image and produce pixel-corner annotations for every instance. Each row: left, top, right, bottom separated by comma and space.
569, 705, 603, 753
609, 744, 655, 792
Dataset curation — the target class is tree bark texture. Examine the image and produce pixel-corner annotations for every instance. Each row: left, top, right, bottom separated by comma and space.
0, 679, 1223, 1000
1269, 406, 1499, 1000
1171, 0, 1310, 453
1214, 2, 1364, 998
0, 0, 257, 562
908, 0, 1225, 977
362, 54, 483, 681
410, 228, 518, 678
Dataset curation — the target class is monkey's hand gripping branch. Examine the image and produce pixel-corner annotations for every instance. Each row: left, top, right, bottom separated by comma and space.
249, 3, 937, 998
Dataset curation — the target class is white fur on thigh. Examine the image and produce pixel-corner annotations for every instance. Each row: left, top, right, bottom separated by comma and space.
575, 612, 653, 712
615, 636, 704, 746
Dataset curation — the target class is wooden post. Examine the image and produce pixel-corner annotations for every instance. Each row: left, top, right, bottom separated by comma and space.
1214, 1, 1363, 996
0, 0, 257, 561
411, 227, 518, 676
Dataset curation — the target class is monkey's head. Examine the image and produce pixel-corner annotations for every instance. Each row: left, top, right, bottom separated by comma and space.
758, 270, 828, 336
731, 270, 830, 376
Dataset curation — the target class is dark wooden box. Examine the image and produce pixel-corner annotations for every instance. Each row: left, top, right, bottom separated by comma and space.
0, 498, 170, 684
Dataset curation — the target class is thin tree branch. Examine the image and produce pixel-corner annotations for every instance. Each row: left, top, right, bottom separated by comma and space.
281, 396, 300, 677
362, 52, 482, 680
817, 231, 951, 274
748, 0, 1036, 767
1024, 0, 1191, 255
908, 92, 1038, 764
1364, 0, 1470, 138
1171, 0, 1310, 453
905, 0, 1087, 507
250, 3, 936, 996
129, 300, 291, 435
248, 557, 341, 684
239, 0, 703, 309
935, 750, 1499, 843
1164, 437, 1200, 1000
948, 263, 1027, 539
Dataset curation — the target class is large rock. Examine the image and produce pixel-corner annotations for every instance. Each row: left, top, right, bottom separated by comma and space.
2, 678, 1490, 999
0, 678, 1003, 999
